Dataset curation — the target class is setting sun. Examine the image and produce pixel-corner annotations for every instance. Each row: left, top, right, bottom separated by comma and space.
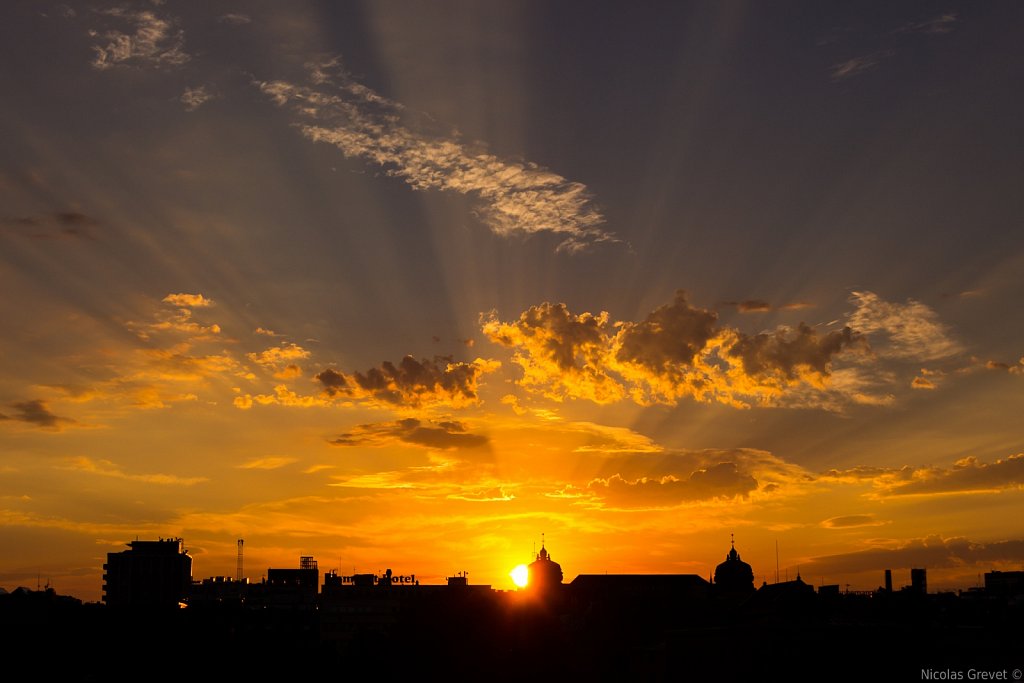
510, 564, 529, 588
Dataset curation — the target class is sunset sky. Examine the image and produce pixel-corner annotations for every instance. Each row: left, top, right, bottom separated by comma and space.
2, 1, 1023, 601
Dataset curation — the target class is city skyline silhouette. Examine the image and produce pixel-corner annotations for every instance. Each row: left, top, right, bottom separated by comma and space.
2, 3, 1023, 677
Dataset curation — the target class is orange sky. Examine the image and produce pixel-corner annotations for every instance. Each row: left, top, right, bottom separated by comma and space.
1, 2, 1023, 601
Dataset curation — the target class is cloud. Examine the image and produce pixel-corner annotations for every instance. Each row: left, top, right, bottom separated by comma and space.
330, 417, 489, 450
314, 356, 500, 409
805, 536, 1024, 576
911, 375, 936, 389
588, 462, 758, 509
65, 456, 206, 485
821, 514, 886, 529
986, 357, 1024, 375
898, 13, 958, 35
247, 344, 310, 380
218, 13, 251, 25
847, 291, 962, 361
162, 293, 213, 308
90, 8, 189, 70
258, 60, 614, 253
560, 446, 812, 510
721, 299, 771, 313
830, 50, 894, 81
181, 85, 213, 112
726, 323, 865, 386
1, 400, 75, 430
482, 302, 622, 403
131, 295, 220, 340
887, 454, 1024, 496
821, 453, 1024, 497
446, 487, 515, 502
237, 456, 298, 470
485, 291, 870, 410
235, 384, 331, 410
254, 327, 280, 337
2, 211, 100, 240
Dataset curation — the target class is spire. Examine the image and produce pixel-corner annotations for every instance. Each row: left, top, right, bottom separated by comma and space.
727, 534, 739, 561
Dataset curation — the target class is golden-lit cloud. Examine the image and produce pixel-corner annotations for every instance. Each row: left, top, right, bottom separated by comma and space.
64, 456, 207, 485
162, 293, 213, 308
985, 357, 1024, 375
820, 514, 887, 529
237, 456, 299, 470
485, 291, 871, 410
482, 302, 622, 404
247, 343, 310, 380
258, 59, 614, 252
131, 294, 221, 340
314, 356, 500, 409
911, 376, 936, 389
247, 343, 310, 367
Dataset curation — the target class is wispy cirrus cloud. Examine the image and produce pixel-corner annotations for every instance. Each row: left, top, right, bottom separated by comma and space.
237, 456, 298, 470
89, 7, 189, 71
65, 456, 206, 485
830, 50, 895, 81
258, 60, 615, 253
897, 12, 958, 36
847, 291, 962, 361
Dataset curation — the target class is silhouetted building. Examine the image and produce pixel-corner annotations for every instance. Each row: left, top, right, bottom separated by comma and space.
745, 573, 816, 621
527, 539, 563, 595
254, 556, 320, 608
911, 568, 927, 594
188, 576, 249, 606
885, 569, 893, 593
984, 570, 1024, 597
713, 537, 754, 594
103, 538, 192, 608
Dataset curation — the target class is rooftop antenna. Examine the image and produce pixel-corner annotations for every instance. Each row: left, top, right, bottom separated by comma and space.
775, 540, 780, 584
236, 539, 244, 581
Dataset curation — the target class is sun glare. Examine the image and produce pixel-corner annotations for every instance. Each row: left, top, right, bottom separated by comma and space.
510, 564, 529, 588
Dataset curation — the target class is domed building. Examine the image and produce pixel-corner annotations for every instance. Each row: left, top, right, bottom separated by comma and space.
713, 536, 754, 593
527, 538, 563, 595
